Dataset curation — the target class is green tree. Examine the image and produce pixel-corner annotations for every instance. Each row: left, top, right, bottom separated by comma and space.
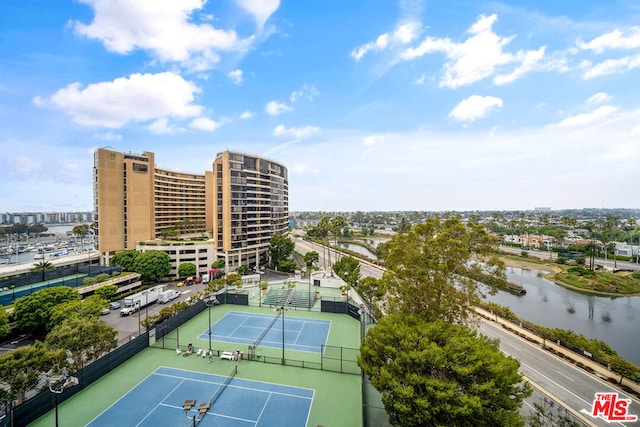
110, 249, 139, 271
609, 355, 640, 384
0, 342, 67, 403
236, 264, 250, 275
46, 317, 117, 371
48, 295, 105, 329
379, 216, 504, 323
94, 284, 118, 302
178, 262, 197, 277
13, 287, 81, 335
0, 309, 10, 339
359, 314, 531, 427
356, 276, 386, 313
134, 250, 171, 282
211, 259, 225, 269
159, 227, 179, 240
268, 234, 295, 270
303, 251, 319, 268
332, 256, 360, 288
31, 260, 54, 282
72, 224, 90, 252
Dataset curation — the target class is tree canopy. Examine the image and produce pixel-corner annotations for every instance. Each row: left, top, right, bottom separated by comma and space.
359, 314, 531, 427
332, 255, 361, 288
0, 342, 67, 403
13, 287, 81, 335
134, 250, 171, 282
356, 276, 386, 315
110, 249, 139, 272
48, 295, 106, 328
379, 216, 504, 323
0, 310, 10, 340
178, 262, 197, 278
268, 234, 295, 271
94, 284, 118, 302
303, 251, 319, 268
46, 317, 117, 371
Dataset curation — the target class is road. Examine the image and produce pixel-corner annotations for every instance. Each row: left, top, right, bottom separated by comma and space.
293, 237, 383, 279
295, 238, 640, 426
481, 320, 640, 426
500, 245, 640, 271
101, 281, 207, 342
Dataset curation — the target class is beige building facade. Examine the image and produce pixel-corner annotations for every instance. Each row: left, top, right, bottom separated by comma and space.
93, 148, 289, 272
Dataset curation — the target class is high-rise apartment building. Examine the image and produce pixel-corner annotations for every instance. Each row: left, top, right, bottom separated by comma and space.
93, 148, 289, 272
206, 151, 289, 270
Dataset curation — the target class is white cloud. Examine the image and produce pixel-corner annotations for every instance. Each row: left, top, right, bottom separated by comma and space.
189, 117, 223, 131
587, 92, 612, 105
14, 156, 41, 174
290, 84, 319, 103
148, 118, 179, 135
93, 131, 123, 141
449, 95, 503, 122
265, 100, 293, 116
40, 72, 202, 128
239, 111, 254, 119
582, 54, 640, 79
73, 0, 253, 71
235, 0, 280, 29
578, 27, 640, 53
363, 135, 384, 146
401, 14, 545, 88
553, 105, 617, 128
351, 20, 421, 61
228, 69, 243, 85
352, 34, 390, 61
292, 163, 319, 175
273, 124, 319, 139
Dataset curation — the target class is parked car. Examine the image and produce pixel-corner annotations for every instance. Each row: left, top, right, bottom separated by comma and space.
109, 301, 121, 310
100, 307, 110, 315
194, 277, 202, 284
176, 281, 185, 287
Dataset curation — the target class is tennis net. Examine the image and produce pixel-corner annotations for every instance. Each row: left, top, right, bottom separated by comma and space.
251, 310, 281, 348
209, 364, 237, 408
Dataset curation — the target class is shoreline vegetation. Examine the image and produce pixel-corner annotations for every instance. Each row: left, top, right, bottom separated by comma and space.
500, 254, 640, 297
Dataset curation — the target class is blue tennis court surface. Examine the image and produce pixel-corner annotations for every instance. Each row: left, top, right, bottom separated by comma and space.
201, 311, 331, 353
88, 366, 314, 427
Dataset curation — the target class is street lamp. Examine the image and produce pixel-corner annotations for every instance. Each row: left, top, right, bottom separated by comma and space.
274, 298, 291, 365
183, 399, 210, 426
49, 375, 79, 427
204, 294, 219, 353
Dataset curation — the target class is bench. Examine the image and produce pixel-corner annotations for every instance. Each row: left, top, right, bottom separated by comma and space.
220, 351, 235, 360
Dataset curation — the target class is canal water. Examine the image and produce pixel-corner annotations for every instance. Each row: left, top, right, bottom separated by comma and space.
485, 266, 640, 366
338, 242, 378, 259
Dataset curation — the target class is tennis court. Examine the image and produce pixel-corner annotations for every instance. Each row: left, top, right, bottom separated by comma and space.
88, 366, 313, 427
200, 311, 331, 353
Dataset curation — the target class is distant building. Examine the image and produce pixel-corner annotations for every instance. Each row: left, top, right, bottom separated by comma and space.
93, 148, 289, 271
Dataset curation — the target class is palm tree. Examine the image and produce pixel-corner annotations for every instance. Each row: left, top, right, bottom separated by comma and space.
72, 224, 90, 252
31, 260, 54, 282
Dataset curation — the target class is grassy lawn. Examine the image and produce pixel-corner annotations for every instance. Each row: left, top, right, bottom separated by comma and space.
554, 268, 640, 295
500, 254, 640, 295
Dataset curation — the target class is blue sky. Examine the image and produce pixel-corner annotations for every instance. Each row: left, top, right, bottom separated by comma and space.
1, 0, 640, 213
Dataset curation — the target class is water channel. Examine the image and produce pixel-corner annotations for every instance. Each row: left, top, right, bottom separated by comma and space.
486, 266, 640, 366
338, 242, 379, 259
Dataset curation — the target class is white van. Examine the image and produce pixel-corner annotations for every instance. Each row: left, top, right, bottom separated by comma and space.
159, 289, 180, 304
